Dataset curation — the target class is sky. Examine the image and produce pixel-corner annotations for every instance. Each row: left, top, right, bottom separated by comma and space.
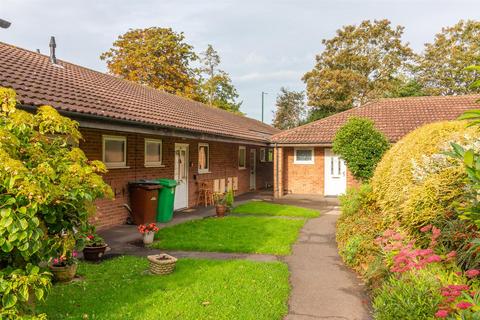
1, 0, 479, 124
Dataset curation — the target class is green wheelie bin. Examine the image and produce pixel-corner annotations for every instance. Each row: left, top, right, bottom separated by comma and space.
156, 178, 178, 222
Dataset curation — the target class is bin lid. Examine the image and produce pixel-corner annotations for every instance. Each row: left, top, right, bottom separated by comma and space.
128, 179, 162, 186
157, 178, 178, 188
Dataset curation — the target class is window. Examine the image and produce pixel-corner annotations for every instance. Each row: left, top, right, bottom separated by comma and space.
144, 139, 162, 167
267, 149, 274, 162
198, 143, 210, 173
102, 135, 127, 168
239, 146, 246, 169
260, 148, 266, 162
294, 148, 314, 164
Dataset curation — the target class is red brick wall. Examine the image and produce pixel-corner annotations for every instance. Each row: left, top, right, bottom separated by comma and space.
80, 128, 273, 229
282, 147, 325, 195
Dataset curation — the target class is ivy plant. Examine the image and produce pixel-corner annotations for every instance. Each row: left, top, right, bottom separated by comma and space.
0, 87, 112, 318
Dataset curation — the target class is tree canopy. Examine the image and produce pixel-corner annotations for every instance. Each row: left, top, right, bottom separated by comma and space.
332, 117, 390, 182
272, 88, 306, 130
101, 27, 202, 101
417, 20, 480, 95
303, 19, 414, 120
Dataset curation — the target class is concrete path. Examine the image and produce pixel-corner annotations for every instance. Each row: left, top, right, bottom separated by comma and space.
283, 207, 371, 320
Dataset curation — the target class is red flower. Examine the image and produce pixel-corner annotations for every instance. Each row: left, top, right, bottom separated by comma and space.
465, 269, 480, 278
456, 301, 473, 310
435, 310, 449, 318
87, 235, 94, 240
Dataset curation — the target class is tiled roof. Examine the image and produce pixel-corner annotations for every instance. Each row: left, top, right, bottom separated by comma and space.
0, 42, 279, 142
271, 95, 480, 144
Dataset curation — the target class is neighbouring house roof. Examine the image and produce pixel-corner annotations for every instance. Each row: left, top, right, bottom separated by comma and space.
271, 95, 480, 145
0, 42, 279, 143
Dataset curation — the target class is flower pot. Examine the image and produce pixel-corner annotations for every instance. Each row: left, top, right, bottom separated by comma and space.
143, 231, 155, 245
49, 263, 78, 282
83, 244, 108, 262
216, 204, 226, 217
147, 254, 177, 275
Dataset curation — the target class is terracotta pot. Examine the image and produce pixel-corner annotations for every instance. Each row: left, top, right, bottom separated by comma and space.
83, 245, 108, 262
49, 263, 78, 282
143, 231, 155, 245
216, 204, 226, 217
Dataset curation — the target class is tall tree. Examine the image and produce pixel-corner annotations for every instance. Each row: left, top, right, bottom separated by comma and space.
272, 88, 306, 130
199, 44, 242, 113
101, 27, 201, 100
303, 19, 414, 119
417, 20, 480, 95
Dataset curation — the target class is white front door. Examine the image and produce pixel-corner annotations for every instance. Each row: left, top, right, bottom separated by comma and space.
249, 149, 256, 190
324, 148, 347, 196
174, 144, 189, 210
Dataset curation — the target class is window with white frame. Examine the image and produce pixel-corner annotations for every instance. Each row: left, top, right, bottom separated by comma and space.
103, 135, 127, 168
260, 148, 266, 162
267, 149, 274, 162
198, 143, 210, 173
294, 148, 314, 164
144, 139, 162, 167
239, 146, 246, 169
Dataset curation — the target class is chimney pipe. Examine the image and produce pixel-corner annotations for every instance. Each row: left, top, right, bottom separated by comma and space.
0, 19, 11, 29
49, 36, 57, 64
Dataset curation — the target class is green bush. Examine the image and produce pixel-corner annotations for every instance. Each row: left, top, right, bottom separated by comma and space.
339, 184, 373, 217
342, 235, 364, 267
333, 117, 390, 181
373, 268, 444, 320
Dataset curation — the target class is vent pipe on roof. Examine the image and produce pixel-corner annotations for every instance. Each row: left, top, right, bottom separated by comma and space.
49, 36, 57, 64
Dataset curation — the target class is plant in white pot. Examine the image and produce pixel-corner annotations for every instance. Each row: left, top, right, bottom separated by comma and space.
138, 223, 159, 245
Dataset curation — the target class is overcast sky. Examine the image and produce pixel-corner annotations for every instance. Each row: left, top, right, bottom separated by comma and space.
1, 0, 479, 124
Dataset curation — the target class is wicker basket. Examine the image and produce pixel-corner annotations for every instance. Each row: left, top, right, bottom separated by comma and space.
147, 254, 177, 275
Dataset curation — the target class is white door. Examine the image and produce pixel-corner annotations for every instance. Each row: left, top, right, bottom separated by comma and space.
249, 149, 256, 190
174, 144, 189, 210
324, 148, 347, 196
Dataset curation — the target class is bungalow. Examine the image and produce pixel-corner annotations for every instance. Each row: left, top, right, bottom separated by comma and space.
271, 95, 480, 198
0, 41, 279, 228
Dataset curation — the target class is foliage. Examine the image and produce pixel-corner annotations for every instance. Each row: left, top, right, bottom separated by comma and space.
101, 27, 202, 101
213, 189, 235, 210
303, 19, 414, 116
333, 117, 390, 181
417, 20, 480, 95
76, 223, 106, 248
371, 121, 478, 233
0, 87, 112, 318
37, 256, 290, 320
272, 88, 306, 130
199, 45, 242, 114
50, 251, 78, 267
342, 235, 365, 267
338, 184, 373, 217
151, 216, 305, 255
372, 267, 444, 320
385, 79, 426, 98
232, 201, 319, 218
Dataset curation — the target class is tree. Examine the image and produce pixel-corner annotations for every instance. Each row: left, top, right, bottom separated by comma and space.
272, 88, 306, 130
199, 44, 242, 113
332, 117, 390, 182
0, 87, 112, 318
417, 20, 480, 95
303, 19, 414, 118
385, 79, 426, 98
101, 27, 201, 100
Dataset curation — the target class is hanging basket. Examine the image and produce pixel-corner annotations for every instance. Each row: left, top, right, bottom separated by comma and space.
147, 254, 177, 275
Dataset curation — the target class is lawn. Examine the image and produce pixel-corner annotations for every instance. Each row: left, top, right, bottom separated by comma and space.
232, 201, 320, 218
151, 216, 305, 255
38, 256, 290, 320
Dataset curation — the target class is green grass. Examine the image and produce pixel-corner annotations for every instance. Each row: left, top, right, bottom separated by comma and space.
38, 256, 290, 320
151, 216, 305, 255
232, 201, 320, 218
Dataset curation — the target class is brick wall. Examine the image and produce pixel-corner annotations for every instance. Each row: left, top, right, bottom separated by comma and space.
282, 147, 325, 195
80, 128, 273, 229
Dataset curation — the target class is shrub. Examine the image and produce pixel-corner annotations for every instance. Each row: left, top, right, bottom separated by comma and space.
333, 117, 390, 181
373, 267, 444, 320
0, 87, 112, 318
342, 235, 364, 267
371, 121, 478, 233
339, 184, 372, 217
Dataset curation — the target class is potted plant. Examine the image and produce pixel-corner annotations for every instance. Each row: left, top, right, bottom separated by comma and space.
138, 223, 159, 245
49, 251, 78, 282
77, 224, 108, 262
214, 189, 235, 217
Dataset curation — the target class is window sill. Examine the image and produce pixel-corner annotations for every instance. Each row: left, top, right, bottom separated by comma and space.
239, 167, 246, 170
198, 170, 211, 174
144, 164, 166, 168
293, 162, 315, 165
106, 166, 130, 169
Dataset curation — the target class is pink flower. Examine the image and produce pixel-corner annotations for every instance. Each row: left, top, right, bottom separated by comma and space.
425, 255, 442, 263
456, 301, 473, 310
420, 224, 432, 232
465, 269, 480, 278
435, 310, 449, 318
72, 251, 78, 258
53, 258, 59, 264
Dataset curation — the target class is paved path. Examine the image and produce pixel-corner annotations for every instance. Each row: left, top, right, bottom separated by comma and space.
284, 208, 371, 320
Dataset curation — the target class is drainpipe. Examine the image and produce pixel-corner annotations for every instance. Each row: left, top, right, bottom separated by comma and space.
275, 143, 279, 198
